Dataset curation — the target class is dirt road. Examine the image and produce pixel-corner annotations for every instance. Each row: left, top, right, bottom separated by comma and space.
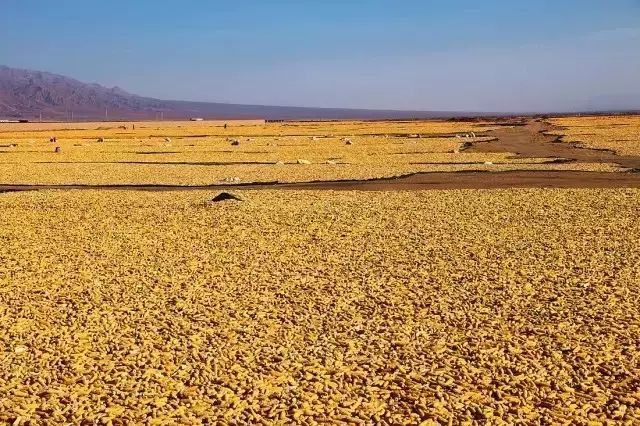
468, 120, 640, 169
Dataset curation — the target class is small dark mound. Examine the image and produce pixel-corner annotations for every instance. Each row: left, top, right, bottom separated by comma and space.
211, 192, 243, 202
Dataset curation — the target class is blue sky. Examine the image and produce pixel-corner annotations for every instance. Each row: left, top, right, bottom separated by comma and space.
2, 0, 639, 112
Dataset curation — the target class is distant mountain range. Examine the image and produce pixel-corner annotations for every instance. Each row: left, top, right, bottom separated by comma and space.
0, 65, 467, 121
2, 65, 638, 121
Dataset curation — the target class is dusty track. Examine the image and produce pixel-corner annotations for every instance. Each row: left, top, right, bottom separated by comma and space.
1, 120, 640, 192
1, 170, 639, 193
468, 120, 640, 169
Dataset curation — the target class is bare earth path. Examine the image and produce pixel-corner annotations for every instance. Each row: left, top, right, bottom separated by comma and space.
468, 120, 640, 170
1, 120, 640, 192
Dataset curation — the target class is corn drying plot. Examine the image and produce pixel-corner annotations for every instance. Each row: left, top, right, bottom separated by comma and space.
1, 118, 640, 424
1, 189, 639, 424
0, 119, 626, 186
549, 115, 640, 157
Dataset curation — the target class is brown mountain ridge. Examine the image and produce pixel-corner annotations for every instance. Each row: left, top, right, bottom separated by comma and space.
0, 65, 457, 121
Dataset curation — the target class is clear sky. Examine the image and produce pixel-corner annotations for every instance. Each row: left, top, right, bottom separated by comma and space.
2, 0, 639, 112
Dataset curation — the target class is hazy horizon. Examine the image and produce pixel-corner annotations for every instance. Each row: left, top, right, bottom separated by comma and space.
2, 0, 639, 113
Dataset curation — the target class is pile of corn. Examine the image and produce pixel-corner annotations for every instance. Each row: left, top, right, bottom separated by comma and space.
550, 115, 640, 156
1, 189, 639, 424
0, 125, 625, 185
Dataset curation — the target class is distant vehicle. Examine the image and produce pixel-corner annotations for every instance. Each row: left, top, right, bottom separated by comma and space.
190, 117, 204, 121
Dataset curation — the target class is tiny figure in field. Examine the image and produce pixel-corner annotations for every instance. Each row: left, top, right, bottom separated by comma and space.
224, 123, 227, 130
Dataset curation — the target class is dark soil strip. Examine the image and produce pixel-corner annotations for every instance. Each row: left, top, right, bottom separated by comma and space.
135, 151, 181, 155
407, 159, 572, 165
2, 170, 640, 193
24, 161, 278, 166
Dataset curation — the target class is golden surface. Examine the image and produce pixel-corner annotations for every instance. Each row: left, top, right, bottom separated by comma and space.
550, 115, 640, 156
1, 189, 639, 424
0, 119, 626, 185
